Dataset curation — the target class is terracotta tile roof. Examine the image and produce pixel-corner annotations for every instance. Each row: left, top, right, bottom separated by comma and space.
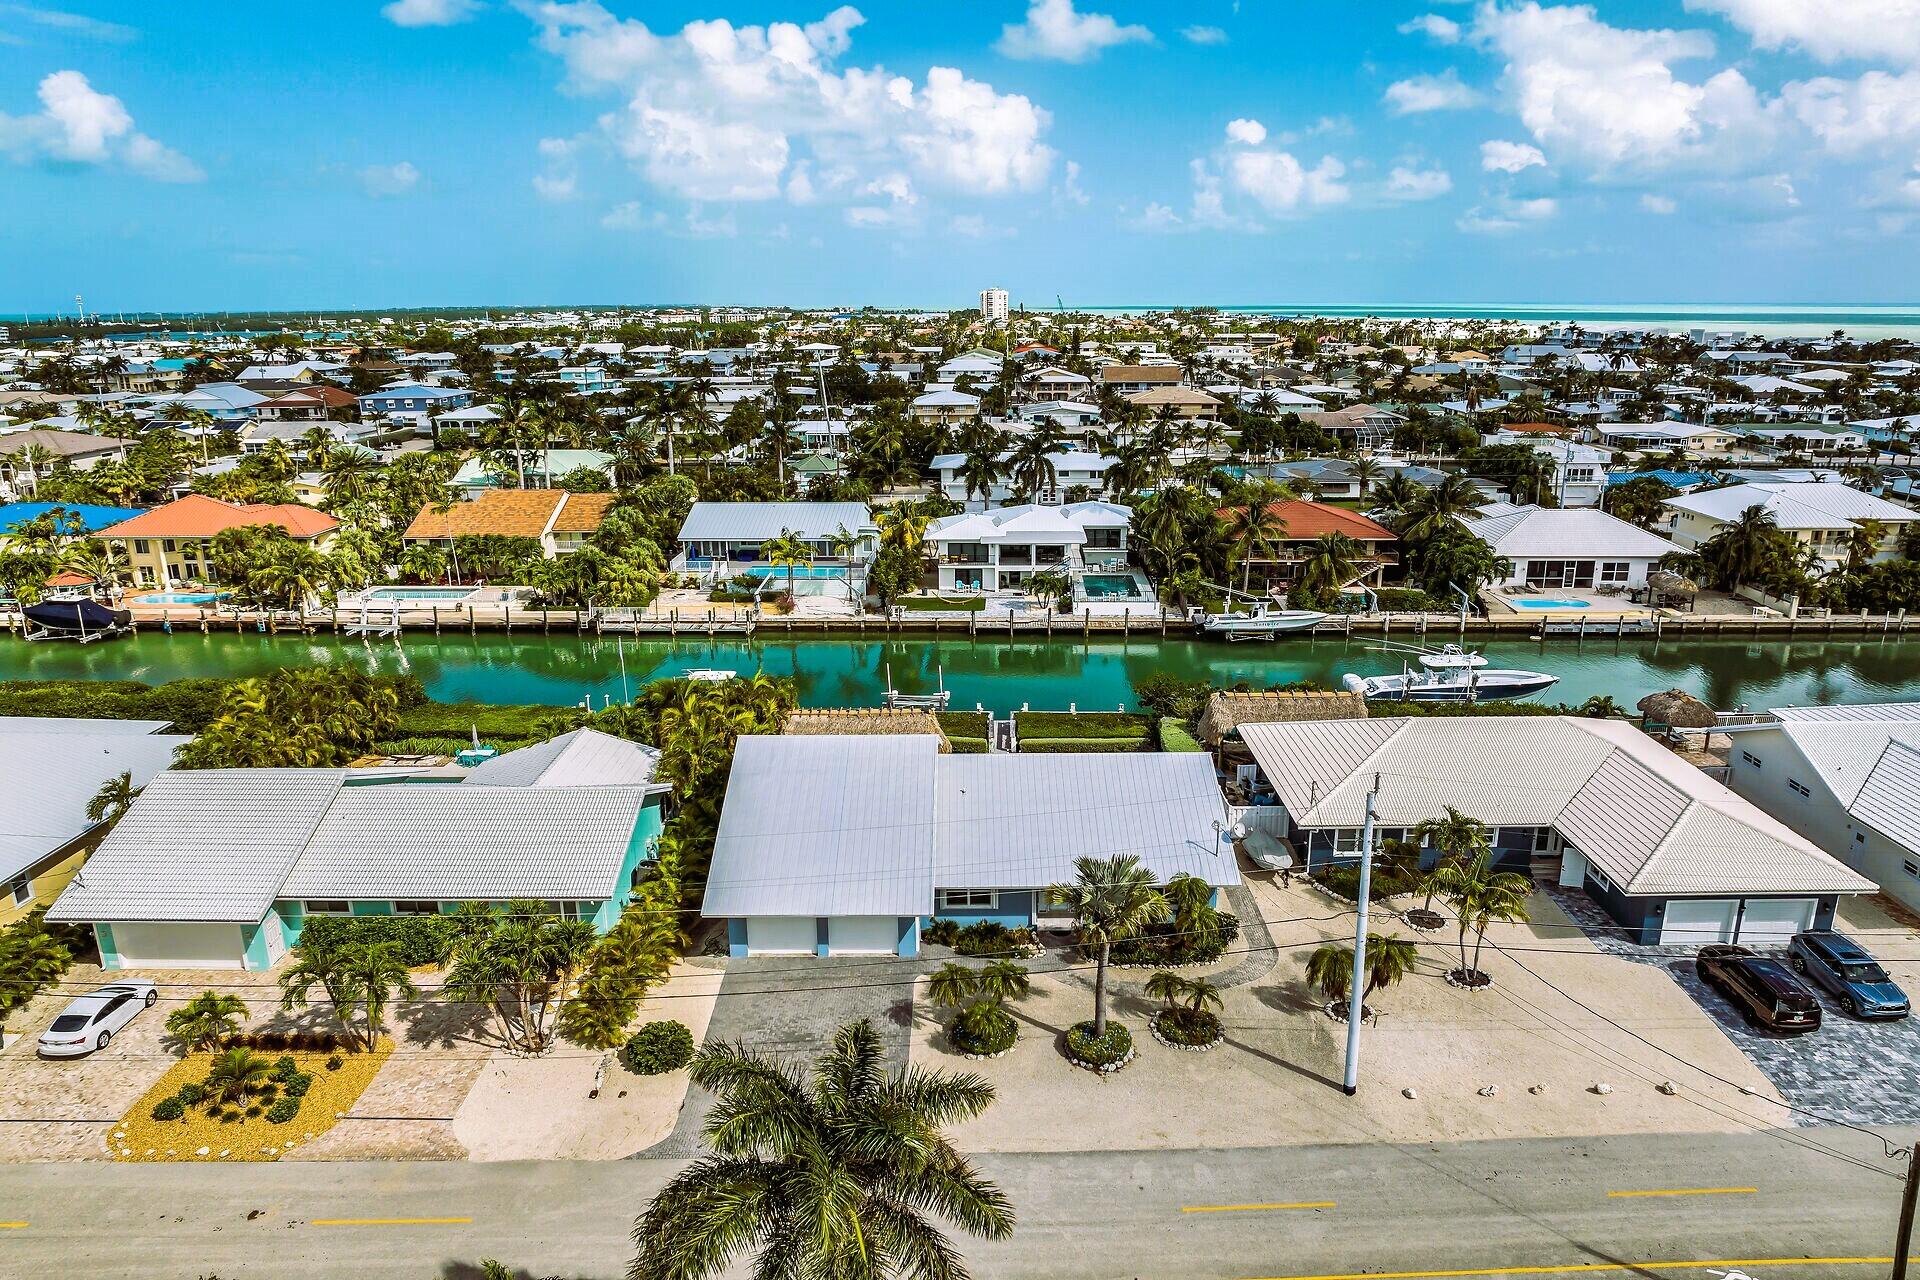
1218, 500, 1397, 542
401, 489, 567, 541
95, 494, 339, 539
550, 492, 617, 534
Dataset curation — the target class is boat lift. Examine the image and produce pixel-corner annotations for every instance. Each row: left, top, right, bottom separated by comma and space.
882, 661, 952, 709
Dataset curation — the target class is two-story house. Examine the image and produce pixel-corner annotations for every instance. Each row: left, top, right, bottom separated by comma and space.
924, 501, 1130, 592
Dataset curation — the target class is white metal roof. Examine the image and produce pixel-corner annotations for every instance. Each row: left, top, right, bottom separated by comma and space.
1770, 704, 1920, 852
1848, 740, 1920, 853
0, 717, 175, 735
1237, 716, 1872, 899
0, 726, 191, 884
1665, 482, 1915, 529
1459, 506, 1680, 560
464, 728, 662, 788
677, 501, 873, 543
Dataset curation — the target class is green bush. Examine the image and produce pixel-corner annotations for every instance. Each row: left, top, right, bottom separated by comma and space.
1157, 718, 1205, 752
951, 1004, 1017, 1055
283, 1072, 314, 1099
1109, 913, 1241, 966
296, 913, 455, 968
1065, 1019, 1133, 1067
369, 736, 473, 757
620, 1021, 696, 1075
175, 1082, 208, 1106
266, 1098, 300, 1124
1152, 1007, 1223, 1047
949, 921, 1034, 957
945, 737, 990, 753
1015, 712, 1150, 740
151, 1097, 185, 1122
325, 1054, 344, 1071
935, 711, 990, 739
1016, 738, 1145, 754
923, 919, 960, 947
269, 1055, 297, 1082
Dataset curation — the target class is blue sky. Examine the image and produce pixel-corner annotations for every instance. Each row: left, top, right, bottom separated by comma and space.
3, 0, 1919, 312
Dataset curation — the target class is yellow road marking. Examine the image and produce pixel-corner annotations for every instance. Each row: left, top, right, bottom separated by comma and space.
1243, 1257, 1914, 1280
0, 1222, 27, 1229
1607, 1187, 1756, 1199
1183, 1201, 1336, 1214
310, 1217, 472, 1227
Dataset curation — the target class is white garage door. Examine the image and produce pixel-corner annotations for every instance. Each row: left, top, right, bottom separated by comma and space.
746, 916, 817, 955
1658, 899, 1738, 946
828, 916, 900, 955
113, 922, 245, 969
1735, 897, 1817, 947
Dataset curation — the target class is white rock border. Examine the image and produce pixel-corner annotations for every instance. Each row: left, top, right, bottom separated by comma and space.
1444, 969, 1496, 993
1319, 999, 1377, 1025
1148, 1015, 1222, 1053
1063, 1026, 1137, 1074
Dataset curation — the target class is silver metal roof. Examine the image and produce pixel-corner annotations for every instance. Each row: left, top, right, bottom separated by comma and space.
1849, 740, 1920, 853
464, 728, 662, 788
47, 770, 346, 924
0, 726, 191, 884
677, 501, 873, 543
703, 735, 937, 918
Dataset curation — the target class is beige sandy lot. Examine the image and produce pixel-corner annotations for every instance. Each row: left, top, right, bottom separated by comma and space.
913, 876, 1793, 1154
453, 961, 722, 1161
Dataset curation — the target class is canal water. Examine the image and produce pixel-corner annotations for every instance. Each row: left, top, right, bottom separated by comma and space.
4, 631, 1918, 714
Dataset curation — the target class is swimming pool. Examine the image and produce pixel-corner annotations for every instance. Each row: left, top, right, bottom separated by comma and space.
1511, 598, 1590, 609
136, 592, 225, 605
1080, 573, 1146, 600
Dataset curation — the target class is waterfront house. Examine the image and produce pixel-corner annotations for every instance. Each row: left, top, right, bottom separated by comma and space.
1724, 703, 1920, 917
928, 450, 1118, 508
1213, 501, 1398, 594
675, 501, 877, 570
1481, 434, 1610, 508
94, 494, 340, 588
46, 729, 669, 970
704, 736, 1238, 956
0, 429, 134, 496
1664, 482, 1915, 572
0, 717, 189, 928
924, 501, 1130, 592
357, 384, 474, 422
1233, 715, 1874, 945
1458, 504, 1679, 591
401, 490, 617, 558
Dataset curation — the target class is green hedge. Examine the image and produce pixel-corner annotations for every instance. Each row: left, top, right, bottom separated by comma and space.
945, 738, 989, 754
936, 711, 990, 738
1014, 711, 1150, 740
1017, 738, 1145, 753
902, 595, 985, 612
0, 674, 426, 733
295, 913, 456, 968
1157, 718, 1205, 752
620, 1021, 696, 1075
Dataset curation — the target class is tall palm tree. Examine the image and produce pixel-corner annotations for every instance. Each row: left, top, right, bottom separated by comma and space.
630, 1018, 1013, 1280
1047, 854, 1168, 1039
1005, 429, 1063, 503
1428, 849, 1532, 985
338, 939, 417, 1051
1395, 473, 1489, 542
1347, 456, 1384, 497
1298, 530, 1362, 598
1846, 517, 1889, 572
85, 771, 140, 828
1221, 502, 1290, 595
1411, 806, 1491, 912
759, 528, 814, 600
1700, 505, 1788, 590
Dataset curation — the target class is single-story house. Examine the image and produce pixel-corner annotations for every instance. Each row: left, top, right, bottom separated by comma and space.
1458, 503, 1680, 590
0, 717, 189, 927
357, 384, 473, 419
704, 736, 1240, 956
402, 489, 617, 557
1296, 404, 1407, 449
1234, 715, 1874, 945
1724, 703, 1920, 917
1124, 386, 1223, 419
94, 494, 340, 587
675, 501, 877, 568
47, 729, 670, 970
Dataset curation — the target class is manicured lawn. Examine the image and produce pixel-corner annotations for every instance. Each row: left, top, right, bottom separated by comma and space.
901, 595, 986, 612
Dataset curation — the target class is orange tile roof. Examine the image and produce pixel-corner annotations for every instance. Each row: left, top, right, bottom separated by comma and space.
95, 494, 339, 539
550, 492, 617, 534
401, 489, 567, 541
1218, 500, 1397, 542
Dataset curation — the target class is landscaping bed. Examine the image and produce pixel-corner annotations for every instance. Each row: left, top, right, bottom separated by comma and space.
1063, 1020, 1134, 1073
902, 595, 985, 612
936, 710, 991, 754
113, 1039, 392, 1163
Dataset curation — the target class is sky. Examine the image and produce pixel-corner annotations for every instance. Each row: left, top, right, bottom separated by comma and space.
3, 0, 1920, 312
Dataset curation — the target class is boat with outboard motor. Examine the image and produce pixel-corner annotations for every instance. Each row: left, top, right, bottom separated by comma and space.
21, 591, 133, 643
1340, 642, 1558, 703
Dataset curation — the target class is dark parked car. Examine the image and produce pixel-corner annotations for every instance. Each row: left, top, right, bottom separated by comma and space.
1789, 930, 1910, 1020
1696, 944, 1822, 1034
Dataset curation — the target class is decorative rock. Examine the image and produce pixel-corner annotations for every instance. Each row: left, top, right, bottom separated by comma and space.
195, 1146, 210, 1156
218, 1149, 230, 1158
1590, 1083, 1614, 1095
1402, 1087, 1418, 1099
145, 1149, 155, 1156
165, 1150, 176, 1157
1477, 1085, 1499, 1097
1148, 1021, 1222, 1053
1657, 1080, 1678, 1095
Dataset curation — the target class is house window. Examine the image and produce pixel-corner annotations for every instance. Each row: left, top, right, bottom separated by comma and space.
937, 888, 999, 911
8, 873, 31, 907
1331, 828, 1364, 853
392, 900, 441, 915
1905, 859, 1920, 881
303, 900, 351, 915
1741, 751, 1763, 767
133, 539, 150, 554
1589, 866, 1615, 893
1598, 561, 1630, 585
1788, 779, 1810, 797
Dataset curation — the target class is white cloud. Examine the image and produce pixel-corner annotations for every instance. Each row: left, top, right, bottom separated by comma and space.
1180, 25, 1227, 46
996, 0, 1151, 64
1480, 138, 1546, 172
1510, 195, 1557, 219
600, 200, 662, 230
532, 135, 578, 200
949, 213, 1014, 238
1228, 149, 1349, 213
1387, 164, 1453, 200
1781, 70, 1920, 153
1224, 117, 1267, 146
523, 3, 1055, 203
382, 0, 482, 27
1685, 0, 1920, 67
1054, 157, 1089, 206
1640, 192, 1677, 213
359, 160, 421, 197
2, 6, 138, 42
0, 69, 201, 181
684, 206, 737, 236
1399, 14, 1462, 43
1384, 68, 1479, 114
1129, 200, 1183, 232
1456, 193, 1556, 233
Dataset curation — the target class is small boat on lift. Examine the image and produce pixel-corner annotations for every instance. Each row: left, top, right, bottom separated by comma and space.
21, 591, 133, 643
1341, 642, 1558, 703
1188, 586, 1325, 641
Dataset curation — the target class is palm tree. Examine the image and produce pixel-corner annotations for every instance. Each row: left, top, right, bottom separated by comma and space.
758, 528, 813, 601
1700, 505, 1788, 590
1411, 806, 1490, 913
279, 945, 362, 1040
1144, 969, 1222, 1021
85, 771, 140, 828
1221, 502, 1290, 595
1427, 849, 1533, 986
336, 938, 418, 1051
1348, 456, 1384, 497
1047, 854, 1168, 1039
204, 1046, 271, 1107
1162, 872, 1225, 956
629, 1018, 1013, 1280
1846, 517, 1889, 572
1395, 473, 1489, 543
826, 524, 860, 601
1305, 934, 1419, 1020
1298, 530, 1362, 598
1005, 428, 1064, 503
165, 991, 248, 1052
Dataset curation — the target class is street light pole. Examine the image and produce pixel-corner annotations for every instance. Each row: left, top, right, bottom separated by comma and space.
1342, 774, 1380, 1097
1894, 1139, 1918, 1280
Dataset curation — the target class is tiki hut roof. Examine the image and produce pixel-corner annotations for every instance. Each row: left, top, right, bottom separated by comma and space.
783, 708, 952, 751
1647, 568, 1699, 597
1199, 690, 1368, 746
1636, 689, 1720, 729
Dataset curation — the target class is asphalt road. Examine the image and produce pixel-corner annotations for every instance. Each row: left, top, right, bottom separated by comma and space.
0, 1128, 1912, 1279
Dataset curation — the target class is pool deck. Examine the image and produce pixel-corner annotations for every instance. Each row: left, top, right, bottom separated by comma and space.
1482, 587, 1653, 620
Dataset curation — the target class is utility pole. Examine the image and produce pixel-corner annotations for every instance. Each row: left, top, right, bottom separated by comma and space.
1895, 1139, 1918, 1280
1342, 774, 1380, 1096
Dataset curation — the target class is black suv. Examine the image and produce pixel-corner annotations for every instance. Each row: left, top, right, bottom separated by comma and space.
1696, 944, 1822, 1034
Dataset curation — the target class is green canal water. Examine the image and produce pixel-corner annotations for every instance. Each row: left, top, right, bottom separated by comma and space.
3, 630, 1918, 714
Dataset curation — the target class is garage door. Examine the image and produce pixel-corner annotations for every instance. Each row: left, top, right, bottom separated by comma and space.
1735, 897, 1817, 947
1658, 899, 1738, 946
112, 922, 245, 969
828, 916, 900, 955
745, 916, 817, 955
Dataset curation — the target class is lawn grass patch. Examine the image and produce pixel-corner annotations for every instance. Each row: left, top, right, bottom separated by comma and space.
113, 1039, 392, 1163
901, 596, 986, 612
1157, 718, 1205, 752
936, 711, 990, 738
1013, 711, 1150, 740
394, 701, 549, 743
1016, 738, 1145, 753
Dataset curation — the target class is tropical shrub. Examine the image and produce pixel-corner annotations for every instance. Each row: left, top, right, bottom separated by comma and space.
951, 921, 1036, 957
922, 919, 961, 947
269, 1055, 297, 1082
283, 1072, 314, 1099
150, 1097, 185, 1122
325, 1054, 344, 1071
1065, 1019, 1133, 1067
951, 1003, 1017, 1056
620, 1021, 696, 1075
295, 913, 456, 968
174, 666, 405, 769
1107, 913, 1241, 966
1152, 1006, 1223, 1046
164, 991, 248, 1052
266, 1098, 299, 1124
0, 908, 80, 1020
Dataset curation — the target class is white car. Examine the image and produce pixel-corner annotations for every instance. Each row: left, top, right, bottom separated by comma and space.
37, 981, 158, 1058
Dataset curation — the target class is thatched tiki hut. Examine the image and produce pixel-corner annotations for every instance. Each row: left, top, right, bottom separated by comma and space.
1637, 689, 1720, 743
782, 708, 952, 752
